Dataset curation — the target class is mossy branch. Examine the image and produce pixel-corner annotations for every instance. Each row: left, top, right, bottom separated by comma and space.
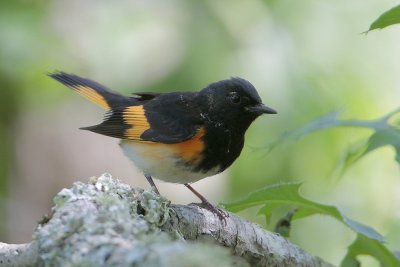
0, 174, 334, 267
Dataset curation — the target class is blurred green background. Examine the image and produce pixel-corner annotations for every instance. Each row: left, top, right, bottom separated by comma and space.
1, 0, 399, 266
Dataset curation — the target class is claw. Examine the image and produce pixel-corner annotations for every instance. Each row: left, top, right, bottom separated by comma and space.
184, 183, 229, 225
192, 201, 229, 225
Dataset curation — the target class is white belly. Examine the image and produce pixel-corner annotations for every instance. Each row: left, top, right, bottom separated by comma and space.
119, 140, 220, 184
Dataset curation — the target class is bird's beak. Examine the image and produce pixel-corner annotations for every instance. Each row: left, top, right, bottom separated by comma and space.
246, 104, 277, 115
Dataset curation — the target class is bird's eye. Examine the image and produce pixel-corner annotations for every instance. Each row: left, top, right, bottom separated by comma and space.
228, 92, 241, 105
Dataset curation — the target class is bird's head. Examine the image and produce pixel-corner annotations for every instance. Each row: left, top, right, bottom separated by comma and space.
198, 77, 276, 131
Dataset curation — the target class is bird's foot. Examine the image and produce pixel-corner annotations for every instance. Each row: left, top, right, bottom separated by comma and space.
192, 200, 229, 225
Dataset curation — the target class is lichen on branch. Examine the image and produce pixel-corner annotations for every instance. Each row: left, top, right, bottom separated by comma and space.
0, 174, 334, 267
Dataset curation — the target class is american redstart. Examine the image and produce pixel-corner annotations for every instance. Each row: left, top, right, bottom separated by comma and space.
49, 72, 276, 221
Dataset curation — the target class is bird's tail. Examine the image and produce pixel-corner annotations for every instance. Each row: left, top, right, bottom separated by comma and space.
49, 72, 132, 110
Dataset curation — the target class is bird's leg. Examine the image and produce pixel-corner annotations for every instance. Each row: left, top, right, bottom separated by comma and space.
184, 183, 229, 224
144, 174, 160, 195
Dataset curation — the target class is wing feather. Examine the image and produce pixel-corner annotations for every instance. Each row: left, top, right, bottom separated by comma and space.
81, 92, 202, 144
49, 72, 134, 109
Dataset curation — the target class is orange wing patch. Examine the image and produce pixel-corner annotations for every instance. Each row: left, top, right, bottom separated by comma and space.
121, 105, 205, 161
123, 105, 151, 140
74, 85, 110, 109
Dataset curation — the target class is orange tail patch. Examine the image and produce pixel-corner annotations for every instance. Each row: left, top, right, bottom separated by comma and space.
73, 85, 110, 109
49, 72, 130, 110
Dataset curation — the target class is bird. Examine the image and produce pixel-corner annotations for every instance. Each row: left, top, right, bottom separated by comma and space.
49, 72, 276, 222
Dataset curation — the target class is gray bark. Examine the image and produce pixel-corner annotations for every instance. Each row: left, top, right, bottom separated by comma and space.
0, 174, 335, 267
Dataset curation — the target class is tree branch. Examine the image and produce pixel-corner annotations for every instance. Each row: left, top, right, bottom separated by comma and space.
0, 174, 335, 267
0, 242, 37, 267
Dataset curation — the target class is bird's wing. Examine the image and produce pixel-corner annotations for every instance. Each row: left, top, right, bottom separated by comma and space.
50, 72, 202, 143
81, 101, 202, 144
131, 92, 160, 101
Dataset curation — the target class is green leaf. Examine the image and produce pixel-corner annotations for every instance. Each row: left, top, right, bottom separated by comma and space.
334, 140, 369, 177
253, 112, 343, 154
223, 183, 384, 242
258, 108, 400, 176
366, 5, 400, 33
335, 127, 400, 175
366, 128, 400, 164
257, 203, 280, 225
340, 234, 400, 267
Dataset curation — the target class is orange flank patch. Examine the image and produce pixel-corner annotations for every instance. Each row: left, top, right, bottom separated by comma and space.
148, 127, 205, 163
169, 127, 205, 162
126, 127, 206, 163
123, 106, 151, 140
75, 85, 110, 109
